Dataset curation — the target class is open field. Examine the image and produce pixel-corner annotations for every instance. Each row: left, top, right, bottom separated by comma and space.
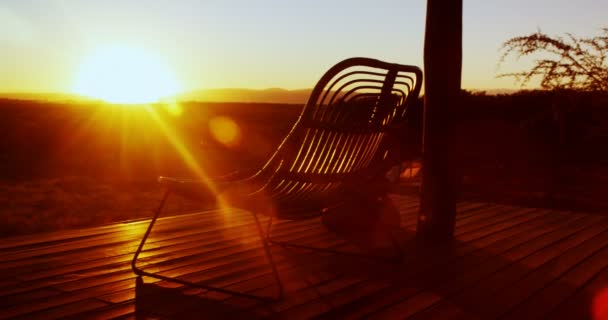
1, 91, 608, 236
0, 99, 301, 236
0, 99, 302, 180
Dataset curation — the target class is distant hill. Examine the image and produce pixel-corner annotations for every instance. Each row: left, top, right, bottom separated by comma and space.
0, 87, 523, 105
171, 87, 523, 103
174, 88, 311, 104
0, 89, 312, 105
0, 92, 101, 103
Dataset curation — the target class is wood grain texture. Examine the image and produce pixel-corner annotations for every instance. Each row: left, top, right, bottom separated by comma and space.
1, 194, 607, 319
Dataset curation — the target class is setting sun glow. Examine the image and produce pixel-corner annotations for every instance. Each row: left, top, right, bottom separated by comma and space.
72, 46, 181, 104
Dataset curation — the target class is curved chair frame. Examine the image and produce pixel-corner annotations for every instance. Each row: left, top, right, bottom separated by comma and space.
132, 57, 423, 301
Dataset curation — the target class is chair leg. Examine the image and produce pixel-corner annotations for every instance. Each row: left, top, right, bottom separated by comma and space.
252, 214, 284, 300
388, 228, 404, 262
266, 216, 404, 263
131, 189, 283, 302
132, 189, 171, 275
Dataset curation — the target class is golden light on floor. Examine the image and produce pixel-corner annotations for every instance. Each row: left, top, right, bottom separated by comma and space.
72, 45, 181, 104
209, 116, 241, 147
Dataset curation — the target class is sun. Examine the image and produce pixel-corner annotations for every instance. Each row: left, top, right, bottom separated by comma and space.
72, 46, 181, 104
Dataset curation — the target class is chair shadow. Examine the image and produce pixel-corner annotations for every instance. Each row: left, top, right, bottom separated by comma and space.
321, 195, 405, 254
134, 196, 597, 319
134, 277, 269, 319
312, 200, 597, 320
132, 197, 407, 319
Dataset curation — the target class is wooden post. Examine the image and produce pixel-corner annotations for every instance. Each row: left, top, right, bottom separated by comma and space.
417, 0, 462, 241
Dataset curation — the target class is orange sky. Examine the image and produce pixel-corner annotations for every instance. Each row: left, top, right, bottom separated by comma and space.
1, 0, 607, 96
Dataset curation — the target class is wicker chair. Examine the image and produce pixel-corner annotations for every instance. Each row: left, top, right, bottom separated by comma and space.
132, 57, 423, 301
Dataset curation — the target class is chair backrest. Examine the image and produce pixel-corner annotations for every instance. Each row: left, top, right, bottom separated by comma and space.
253, 58, 422, 213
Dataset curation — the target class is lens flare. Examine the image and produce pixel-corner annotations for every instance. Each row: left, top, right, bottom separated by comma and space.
593, 287, 608, 320
209, 116, 241, 147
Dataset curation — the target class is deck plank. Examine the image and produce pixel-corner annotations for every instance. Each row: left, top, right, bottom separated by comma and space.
500, 230, 608, 320
400, 215, 608, 320
247, 208, 557, 318
1, 194, 607, 320
545, 263, 608, 320
313, 211, 582, 319
284, 209, 579, 319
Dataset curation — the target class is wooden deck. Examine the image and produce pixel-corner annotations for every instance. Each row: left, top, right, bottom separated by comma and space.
2, 194, 608, 319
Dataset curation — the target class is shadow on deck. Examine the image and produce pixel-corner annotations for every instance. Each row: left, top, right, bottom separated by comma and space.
1, 194, 608, 319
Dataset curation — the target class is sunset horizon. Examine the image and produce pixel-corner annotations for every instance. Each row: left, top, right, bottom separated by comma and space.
0, 85, 524, 105
3, 0, 607, 99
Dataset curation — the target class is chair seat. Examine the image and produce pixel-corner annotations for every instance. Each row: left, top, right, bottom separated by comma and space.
159, 175, 333, 219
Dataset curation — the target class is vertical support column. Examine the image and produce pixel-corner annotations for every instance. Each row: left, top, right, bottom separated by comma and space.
417, 0, 462, 241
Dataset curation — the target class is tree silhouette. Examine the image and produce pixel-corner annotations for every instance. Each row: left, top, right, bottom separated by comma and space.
498, 28, 608, 91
